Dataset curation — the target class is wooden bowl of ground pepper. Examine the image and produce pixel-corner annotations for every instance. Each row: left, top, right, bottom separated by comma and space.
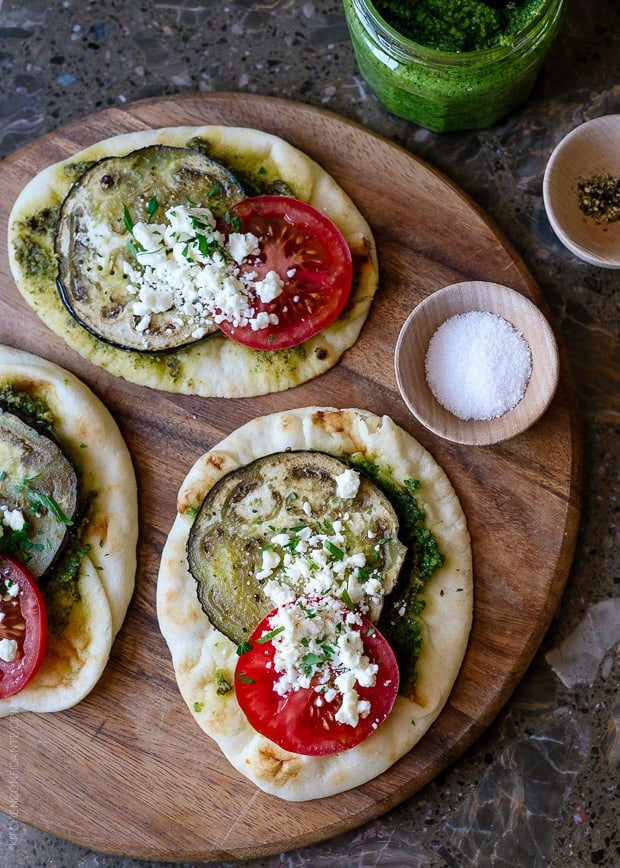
543, 114, 620, 268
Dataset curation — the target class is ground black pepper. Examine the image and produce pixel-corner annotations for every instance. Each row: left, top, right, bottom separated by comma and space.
577, 173, 620, 224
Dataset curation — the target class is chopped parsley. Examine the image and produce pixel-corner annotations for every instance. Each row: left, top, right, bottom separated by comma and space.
214, 669, 232, 695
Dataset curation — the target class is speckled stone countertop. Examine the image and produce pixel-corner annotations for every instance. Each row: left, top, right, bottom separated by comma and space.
0, 1, 618, 866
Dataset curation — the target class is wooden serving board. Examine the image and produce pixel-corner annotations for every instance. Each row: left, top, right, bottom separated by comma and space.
0, 94, 581, 862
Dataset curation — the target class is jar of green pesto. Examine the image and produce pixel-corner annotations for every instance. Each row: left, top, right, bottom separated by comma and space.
343, 0, 566, 132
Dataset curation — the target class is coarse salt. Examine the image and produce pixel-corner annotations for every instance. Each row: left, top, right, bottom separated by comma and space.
424, 311, 532, 421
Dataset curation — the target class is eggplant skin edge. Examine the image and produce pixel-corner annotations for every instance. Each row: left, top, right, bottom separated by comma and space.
0, 400, 79, 580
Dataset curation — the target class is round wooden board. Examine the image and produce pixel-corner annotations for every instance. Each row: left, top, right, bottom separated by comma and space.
0, 94, 581, 862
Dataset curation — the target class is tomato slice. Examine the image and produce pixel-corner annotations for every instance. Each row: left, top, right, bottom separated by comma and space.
217, 195, 353, 351
0, 555, 48, 699
234, 602, 399, 756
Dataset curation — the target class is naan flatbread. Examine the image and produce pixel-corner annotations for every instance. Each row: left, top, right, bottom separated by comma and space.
8, 126, 378, 398
0, 346, 138, 715
157, 407, 472, 800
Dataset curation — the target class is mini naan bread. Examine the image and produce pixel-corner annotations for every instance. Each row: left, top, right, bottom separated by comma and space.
157, 407, 472, 801
0, 346, 138, 716
8, 126, 378, 398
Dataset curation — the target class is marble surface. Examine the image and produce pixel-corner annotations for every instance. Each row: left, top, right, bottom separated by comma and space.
0, 0, 618, 865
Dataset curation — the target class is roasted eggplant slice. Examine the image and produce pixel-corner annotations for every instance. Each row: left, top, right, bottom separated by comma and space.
55, 145, 247, 352
0, 405, 78, 577
187, 451, 407, 644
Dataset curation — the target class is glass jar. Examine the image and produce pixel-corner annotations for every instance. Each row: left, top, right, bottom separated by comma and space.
343, 0, 566, 132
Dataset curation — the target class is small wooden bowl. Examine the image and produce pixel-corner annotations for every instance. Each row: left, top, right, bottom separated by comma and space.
543, 115, 620, 268
394, 281, 560, 446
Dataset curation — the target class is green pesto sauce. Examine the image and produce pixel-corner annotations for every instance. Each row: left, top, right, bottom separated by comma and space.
41, 525, 91, 635
344, 0, 562, 131
214, 668, 233, 695
185, 136, 295, 198
0, 388, 87, 634
0, 383, 53, 425
375, 0, 546, 52
255, 340, 308, 369
13, 204, 60, 283
349, 458, 445, 694
63, 159, 97, 182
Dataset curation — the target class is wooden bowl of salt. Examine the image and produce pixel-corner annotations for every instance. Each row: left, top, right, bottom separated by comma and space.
394, 281, 560, 446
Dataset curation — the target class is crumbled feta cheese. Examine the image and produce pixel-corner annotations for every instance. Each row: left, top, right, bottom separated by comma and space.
4, 580, 19, 598
135, 314, 151, 333
250, 311, 277, 331
1, 506, 26, 532
132, 284, 175, 317
335, 468, 361, 500
256, 548, 281, 582
227, 232, 260, 264
103, 202, 292, 338
132, 222, 165, 254
264, 595, 378, 728
258, 503, 388, 619
0, 638, 19, 663
253, 270, 284, 304
77, 220, 126, 262
248, 470, 400, 728
262, 578, 296, 607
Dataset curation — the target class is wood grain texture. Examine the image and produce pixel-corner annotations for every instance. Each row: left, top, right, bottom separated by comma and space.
0, 94, 581, 862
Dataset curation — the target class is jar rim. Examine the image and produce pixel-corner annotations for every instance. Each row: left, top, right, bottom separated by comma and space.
352, 0, 562, 62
